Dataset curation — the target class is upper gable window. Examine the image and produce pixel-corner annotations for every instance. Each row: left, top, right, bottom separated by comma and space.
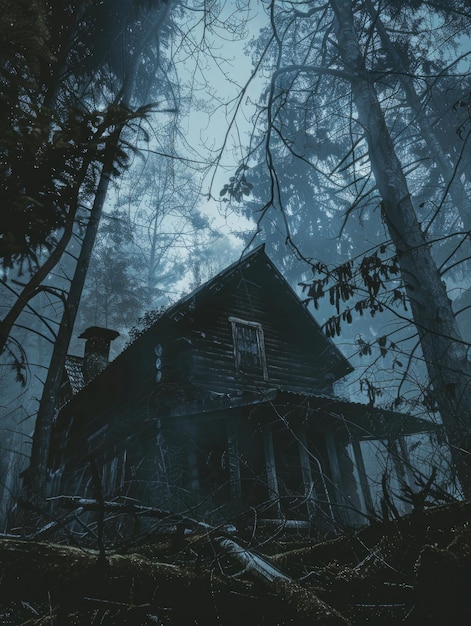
229, 317, 268, 379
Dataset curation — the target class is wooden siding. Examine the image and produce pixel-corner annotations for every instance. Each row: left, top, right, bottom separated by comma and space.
50, 250, 348, 512
57, 266, 335, 447
176, 272, 334, 396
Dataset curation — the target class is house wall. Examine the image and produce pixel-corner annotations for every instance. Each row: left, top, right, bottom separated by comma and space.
53, 390, 370, 530
168, 271, 337, 397
51, 258, 347, 519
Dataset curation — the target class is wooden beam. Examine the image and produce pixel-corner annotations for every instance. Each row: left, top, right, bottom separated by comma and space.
324, 430, 349, 524
398, 436, 416, 490
295, 421, 317, 519
262, 423, 281, 517
388, 438, 412, 514
351, 438, 374, 514
227, 418, 242, 501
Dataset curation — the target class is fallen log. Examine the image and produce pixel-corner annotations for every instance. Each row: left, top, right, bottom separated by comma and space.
271, 499, 471, 575
0, 538, 350, 625
54, 496, 293, 585
214, 536, 292, 583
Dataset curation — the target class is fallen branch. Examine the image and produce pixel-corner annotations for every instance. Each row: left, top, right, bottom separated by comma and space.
214, 536, 291, 584
0, 538, 349, 625
53, 496, 211, 530
55, 496, 292, 584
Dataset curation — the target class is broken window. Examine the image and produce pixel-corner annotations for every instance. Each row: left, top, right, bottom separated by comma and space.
229, 317, 268, 379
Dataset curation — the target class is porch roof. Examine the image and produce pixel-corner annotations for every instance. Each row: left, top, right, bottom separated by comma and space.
155, 388, 437, 442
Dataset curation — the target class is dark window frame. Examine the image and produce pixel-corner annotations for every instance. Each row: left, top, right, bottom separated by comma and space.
229, 316, 268, 380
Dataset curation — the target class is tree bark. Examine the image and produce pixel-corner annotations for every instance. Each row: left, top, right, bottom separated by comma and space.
0, 164, 88, 356
364, 0, 471, 238
25, 126, 120, 503
25, 0, 177, 505
330, 0, 471, 494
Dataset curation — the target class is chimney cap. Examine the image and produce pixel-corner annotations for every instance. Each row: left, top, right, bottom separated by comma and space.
79, 326, 120, 341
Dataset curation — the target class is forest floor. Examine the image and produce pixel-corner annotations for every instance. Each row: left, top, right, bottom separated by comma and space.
1, 499, 471, 625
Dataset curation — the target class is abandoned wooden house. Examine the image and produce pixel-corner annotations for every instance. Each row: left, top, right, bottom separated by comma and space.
49, 245, 430, 528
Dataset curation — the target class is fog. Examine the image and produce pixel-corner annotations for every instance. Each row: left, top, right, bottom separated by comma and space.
1, 0, 470, 523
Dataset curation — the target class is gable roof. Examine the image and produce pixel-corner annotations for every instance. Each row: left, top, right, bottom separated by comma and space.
55, 246, 434, 444
61, 245, 353, 405
141, 244, 353, 376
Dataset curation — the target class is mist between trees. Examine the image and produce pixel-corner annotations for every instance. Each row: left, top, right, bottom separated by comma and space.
0, 0, 470, 543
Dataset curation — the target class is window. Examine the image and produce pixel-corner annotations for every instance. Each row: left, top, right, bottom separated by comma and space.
229, 317, 268, 379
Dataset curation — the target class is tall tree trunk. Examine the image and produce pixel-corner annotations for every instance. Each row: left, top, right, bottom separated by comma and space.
24, 0, 176, 506
0, 163, 88, 356
364, 0, 471, 238
24, 129, 119, 503
330, 0, 471, 494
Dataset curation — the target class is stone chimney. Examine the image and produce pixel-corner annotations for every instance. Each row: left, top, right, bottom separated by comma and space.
79, 326, 119, 383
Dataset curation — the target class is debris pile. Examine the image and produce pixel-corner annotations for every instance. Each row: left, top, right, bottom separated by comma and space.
1, 500, 471, 625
